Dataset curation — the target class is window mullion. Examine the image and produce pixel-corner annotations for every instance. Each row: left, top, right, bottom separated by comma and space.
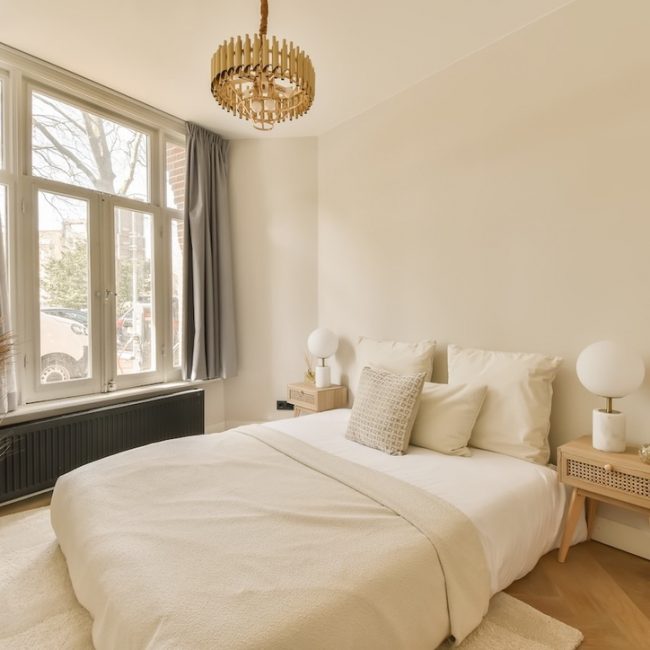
96, 193, 115, 392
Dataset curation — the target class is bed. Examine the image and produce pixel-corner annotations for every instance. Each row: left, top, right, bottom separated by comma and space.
48, 408, 585, 650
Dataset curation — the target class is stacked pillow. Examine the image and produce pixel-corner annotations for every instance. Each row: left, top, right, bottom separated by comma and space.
410, 382, 487, 456
346, 366, 426, 455
356, 336, 436, 379
447, 344, 562, 464
345, 337, 562, 464
346, 337, 435, 455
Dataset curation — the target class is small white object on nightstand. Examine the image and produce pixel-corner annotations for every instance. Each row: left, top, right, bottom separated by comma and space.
576, 341, 645, 452
307, 328, 339, 388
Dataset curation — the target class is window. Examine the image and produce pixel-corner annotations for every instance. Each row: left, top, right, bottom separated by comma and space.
114, 207, 154, 375
37, 191, 90, 384
0, 184, 7, 275
0, 49, 186, 403
165, 141, 185, 211
0, 75, 9, 282
171, 218, 183, 368
32, 91, 150, 201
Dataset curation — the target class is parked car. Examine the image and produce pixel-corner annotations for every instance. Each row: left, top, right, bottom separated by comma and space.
40, 312, 88, 383
41, 307, 88, 326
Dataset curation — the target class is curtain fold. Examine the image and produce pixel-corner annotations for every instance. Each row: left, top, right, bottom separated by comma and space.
182, 123, 237, 381
0, 221, 17, 414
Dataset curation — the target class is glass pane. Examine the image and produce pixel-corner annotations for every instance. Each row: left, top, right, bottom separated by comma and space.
32, 91, 149, 201
0, 184, 7, 275
165, 141, 185, 210
38, 190, 90, 384
115, 207, 154, 375
171, 219, 183, 368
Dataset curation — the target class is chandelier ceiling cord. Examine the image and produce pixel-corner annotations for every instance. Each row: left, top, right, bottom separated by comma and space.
211, 0, 315, 131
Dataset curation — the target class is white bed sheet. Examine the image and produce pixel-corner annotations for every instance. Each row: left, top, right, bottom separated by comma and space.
268, 409, 586, 595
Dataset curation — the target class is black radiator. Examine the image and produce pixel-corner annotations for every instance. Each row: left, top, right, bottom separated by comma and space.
0, 389, 204, 503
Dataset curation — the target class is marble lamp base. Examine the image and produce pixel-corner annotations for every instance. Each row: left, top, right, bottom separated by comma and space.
592, 408, 626, 452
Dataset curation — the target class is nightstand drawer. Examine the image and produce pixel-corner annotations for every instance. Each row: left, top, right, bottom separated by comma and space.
560, 452, 650, 509
288, 385, 318, 409
287, 383, 347, 413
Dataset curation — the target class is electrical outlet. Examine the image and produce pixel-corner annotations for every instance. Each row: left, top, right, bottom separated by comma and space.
276, 400, 294, 411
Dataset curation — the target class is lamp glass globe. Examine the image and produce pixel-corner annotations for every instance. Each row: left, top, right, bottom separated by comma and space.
307, 328, 339, 360
576, 340, 645, 398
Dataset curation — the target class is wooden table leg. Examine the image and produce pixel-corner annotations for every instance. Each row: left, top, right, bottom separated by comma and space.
586, 498, 599, 540
558, 488, 586, 563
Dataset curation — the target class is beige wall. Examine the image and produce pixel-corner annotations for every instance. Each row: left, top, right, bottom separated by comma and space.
224, 138, 318, 426
318, 0, 650, 550
203, 381, 225, 433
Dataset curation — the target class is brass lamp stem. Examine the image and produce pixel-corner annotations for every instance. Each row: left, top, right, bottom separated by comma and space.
605, 396, 613, 414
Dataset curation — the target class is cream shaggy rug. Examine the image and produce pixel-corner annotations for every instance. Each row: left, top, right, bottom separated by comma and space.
0, 508, 583, 649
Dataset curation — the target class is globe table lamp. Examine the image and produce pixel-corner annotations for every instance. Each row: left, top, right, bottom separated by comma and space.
576, 341, 645, 452
307, 328, 338, 388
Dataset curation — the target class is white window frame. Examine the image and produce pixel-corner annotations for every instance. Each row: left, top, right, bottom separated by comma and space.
25, 179, 102, 400
107, 197, 165, 390
167, 214, 184, 372
28, 81, 155, 204
0, 67, 21, 396
163, 134, 186, 374
0, 44, 186, 405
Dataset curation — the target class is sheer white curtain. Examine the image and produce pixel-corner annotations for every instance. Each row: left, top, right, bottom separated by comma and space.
0, 220, 17, 414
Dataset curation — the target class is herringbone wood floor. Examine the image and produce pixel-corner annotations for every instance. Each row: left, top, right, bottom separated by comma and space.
2, 494, 649, 648
506, 541, 650, 649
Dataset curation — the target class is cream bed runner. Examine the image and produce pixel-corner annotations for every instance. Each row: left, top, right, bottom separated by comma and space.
51, 425, 490, 649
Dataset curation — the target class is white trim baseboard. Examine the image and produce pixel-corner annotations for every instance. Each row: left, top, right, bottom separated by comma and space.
205, 421, 227, 434
592, 517, 650, 560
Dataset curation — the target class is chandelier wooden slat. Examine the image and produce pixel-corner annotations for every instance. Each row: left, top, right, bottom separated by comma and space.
211, 0, 315, 131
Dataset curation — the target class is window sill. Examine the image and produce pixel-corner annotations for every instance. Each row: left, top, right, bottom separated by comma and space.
1, 379, 219, 428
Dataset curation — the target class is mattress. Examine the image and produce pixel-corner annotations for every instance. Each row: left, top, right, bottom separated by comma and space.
51, 424, 491, 648
268, 409, 587, 594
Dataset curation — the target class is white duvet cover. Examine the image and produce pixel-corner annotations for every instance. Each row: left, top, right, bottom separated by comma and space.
51, 424, 491, 649
268, 409, 586, 595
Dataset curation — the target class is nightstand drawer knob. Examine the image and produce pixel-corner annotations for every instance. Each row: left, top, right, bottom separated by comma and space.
604, 463, 613, 473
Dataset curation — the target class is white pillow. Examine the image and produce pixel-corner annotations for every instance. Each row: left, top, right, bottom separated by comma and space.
346, 366, 426, 455
447, 344, 562, 464
357, 336, 436, 381
410, 382, 488, 456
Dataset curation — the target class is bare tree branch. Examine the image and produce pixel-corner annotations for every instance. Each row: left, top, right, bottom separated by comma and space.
33, 95, 87, 136
117, 132, 144, 196
82, 113, 115, 193
33, 122, 98, 186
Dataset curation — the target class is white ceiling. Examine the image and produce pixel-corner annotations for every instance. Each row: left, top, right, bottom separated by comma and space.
0, 0, 573, 138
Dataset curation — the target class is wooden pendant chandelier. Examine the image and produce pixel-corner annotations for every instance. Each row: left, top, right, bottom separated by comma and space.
211, 0, 315, 131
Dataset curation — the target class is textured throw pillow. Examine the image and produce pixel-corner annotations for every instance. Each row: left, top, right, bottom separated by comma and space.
410, 382, 488, 456
346, 366, 426, 455
447, 344, 562, 464
357, 337, 436, 380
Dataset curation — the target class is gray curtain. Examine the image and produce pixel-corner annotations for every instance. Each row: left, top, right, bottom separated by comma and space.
0, 220, 17, 414
182, 123, 237, 381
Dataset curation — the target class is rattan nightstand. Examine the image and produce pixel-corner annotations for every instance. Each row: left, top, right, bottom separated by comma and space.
286, 382, 347, 417
557, 436, 650, 562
